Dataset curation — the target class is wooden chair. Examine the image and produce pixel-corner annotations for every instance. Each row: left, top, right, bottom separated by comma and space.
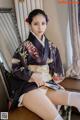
9, 107, 42, 120
60, 77, 80, 92
9, 78, 80, 120
60, 77, 80, 120
0, 63, 42, 120
1, 62, 80, 120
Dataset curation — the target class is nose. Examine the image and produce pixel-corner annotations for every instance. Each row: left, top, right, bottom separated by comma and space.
38, 24, 42, 30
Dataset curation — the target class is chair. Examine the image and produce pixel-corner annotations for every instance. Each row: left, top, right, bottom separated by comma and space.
0, 62, 42, 120
0, 63, 9, 111
60, 77, 80, 120
1, 62, 78, 120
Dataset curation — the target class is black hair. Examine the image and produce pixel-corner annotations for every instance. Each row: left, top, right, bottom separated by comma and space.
26, 9, 49, 24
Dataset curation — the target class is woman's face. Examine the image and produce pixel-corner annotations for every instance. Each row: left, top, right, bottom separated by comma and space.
29, 14, 47, 39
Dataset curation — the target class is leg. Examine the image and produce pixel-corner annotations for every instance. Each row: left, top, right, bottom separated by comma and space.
46, 88, 80, 111
68, 91, 80, 112
46, 89, 69, 105
22, 88, 63, 120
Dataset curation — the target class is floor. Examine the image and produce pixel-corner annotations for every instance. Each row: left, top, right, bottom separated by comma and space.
71, 108, 80, 120
60, 106, 80, 120
71, 114, 80, 120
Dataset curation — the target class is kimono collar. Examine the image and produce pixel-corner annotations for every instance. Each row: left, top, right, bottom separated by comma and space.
30, 31, 45, 47
27, 32, 50, 65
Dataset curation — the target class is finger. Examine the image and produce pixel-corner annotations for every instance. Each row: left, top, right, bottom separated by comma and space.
44, 83, 49, 86
41, 81, 45, 86
38, 82, 43, 87
35, 81, 40, 87
36, 83, 40, 87
38, 81, 45, 87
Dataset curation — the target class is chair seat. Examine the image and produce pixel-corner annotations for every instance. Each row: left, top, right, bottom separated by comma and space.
9, 78, 80, 120
60, 78, 80, 92
60, 78, 80, 120
9, 107, 42, 120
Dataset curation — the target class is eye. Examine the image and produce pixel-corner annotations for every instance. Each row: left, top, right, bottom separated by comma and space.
34, 22, 38, 25
42, 22, 46, 25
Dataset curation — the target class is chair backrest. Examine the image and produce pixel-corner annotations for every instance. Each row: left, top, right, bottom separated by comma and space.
0, 63, 9, 111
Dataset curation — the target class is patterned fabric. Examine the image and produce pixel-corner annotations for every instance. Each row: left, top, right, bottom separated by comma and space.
10, 32, 63, 110
24, 41, 39, 59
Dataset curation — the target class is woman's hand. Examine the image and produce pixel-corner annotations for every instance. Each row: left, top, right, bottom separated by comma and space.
52, 73, 64, 83
30, 73, 45, 87
58, 84, 65, 90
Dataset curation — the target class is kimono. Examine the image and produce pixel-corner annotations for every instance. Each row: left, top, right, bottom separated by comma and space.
10, 32, 63, 110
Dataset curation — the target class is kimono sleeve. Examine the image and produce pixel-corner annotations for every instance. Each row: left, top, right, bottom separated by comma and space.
49, 43, 64, 76
12, 47, 33, 81
53, 48, 63, 75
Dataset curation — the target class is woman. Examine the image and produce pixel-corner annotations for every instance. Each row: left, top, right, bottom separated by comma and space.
11, 9, 80, 120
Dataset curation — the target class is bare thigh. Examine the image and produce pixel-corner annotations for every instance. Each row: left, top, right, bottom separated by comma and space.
47, 88, 69, 105
22, 88, 59, 120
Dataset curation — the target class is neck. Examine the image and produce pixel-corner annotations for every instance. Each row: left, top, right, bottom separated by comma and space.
30, 31, 43, 40
37, 35, 43, 40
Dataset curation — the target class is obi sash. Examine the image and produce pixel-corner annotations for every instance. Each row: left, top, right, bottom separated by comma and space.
28, 65, 52, 82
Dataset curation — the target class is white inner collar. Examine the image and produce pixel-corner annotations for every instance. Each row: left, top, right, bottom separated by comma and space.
31, 31, 45, 47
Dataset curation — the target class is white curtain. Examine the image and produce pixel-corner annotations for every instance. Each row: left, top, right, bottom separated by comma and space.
0, 12, 19, 55
66, 0, 80, 79
0, 9, 20, 69
14, 0, 43, 42
66, 19, 73, 67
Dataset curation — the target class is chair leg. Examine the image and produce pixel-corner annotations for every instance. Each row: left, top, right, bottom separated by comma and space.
67, 106, 72, 120
59, 106, 72, 120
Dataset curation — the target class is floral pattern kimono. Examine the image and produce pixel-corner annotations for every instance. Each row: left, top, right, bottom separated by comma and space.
10, 32, 63, 110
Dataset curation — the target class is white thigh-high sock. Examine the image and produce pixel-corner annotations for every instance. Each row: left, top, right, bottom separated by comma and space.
54, 114, 63, 120
68, 92, 80, 112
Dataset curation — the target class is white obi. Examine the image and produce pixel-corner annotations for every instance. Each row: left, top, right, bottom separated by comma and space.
28, 65, 52, 82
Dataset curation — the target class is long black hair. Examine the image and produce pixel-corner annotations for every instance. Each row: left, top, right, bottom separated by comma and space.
26, 9, 49, 24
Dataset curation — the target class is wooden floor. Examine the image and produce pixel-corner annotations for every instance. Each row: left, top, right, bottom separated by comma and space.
71, 114, 80, 120
71, 108, 80, 120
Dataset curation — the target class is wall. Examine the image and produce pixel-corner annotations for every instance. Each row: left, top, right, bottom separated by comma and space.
43, 0, 68, 65
0, 0, 14, 8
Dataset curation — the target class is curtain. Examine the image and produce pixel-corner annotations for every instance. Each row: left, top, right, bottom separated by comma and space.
0, 9, 20, 69
14, 0, 43, 42
66, 0, 80, 79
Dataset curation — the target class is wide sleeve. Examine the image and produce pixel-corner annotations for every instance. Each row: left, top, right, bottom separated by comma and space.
49, 42, 64, 76
12, 45, 33, 81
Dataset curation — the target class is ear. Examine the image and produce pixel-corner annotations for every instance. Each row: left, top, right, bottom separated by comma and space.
25, 20, 30, 28
25, 17, 29, 22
